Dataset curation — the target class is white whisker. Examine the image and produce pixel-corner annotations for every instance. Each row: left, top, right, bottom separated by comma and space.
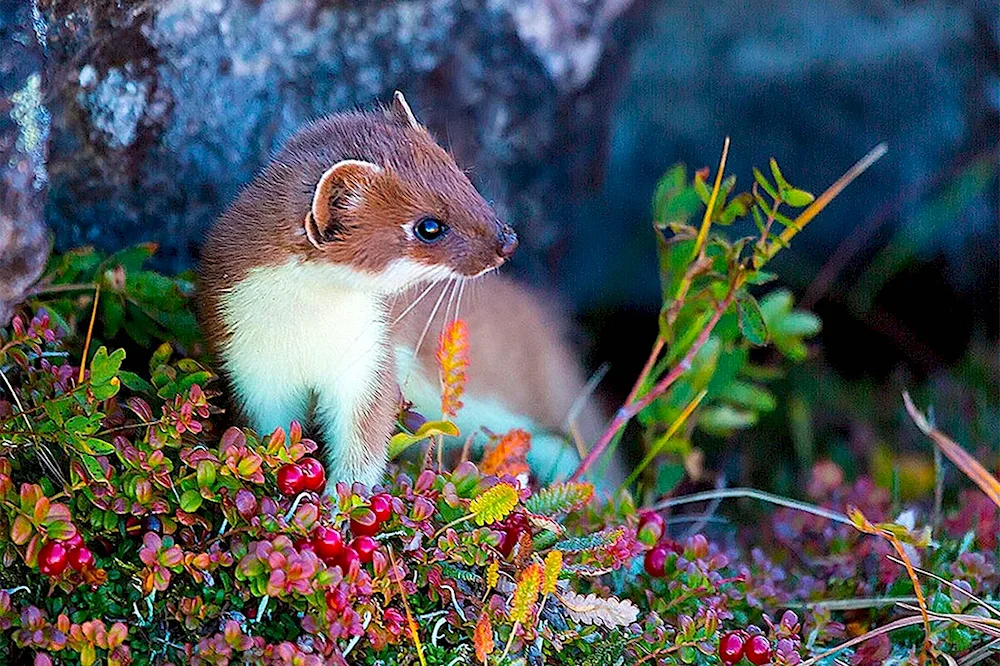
392, 280, 438, 326
453, 280, 466, 325
403, 278, 452, 390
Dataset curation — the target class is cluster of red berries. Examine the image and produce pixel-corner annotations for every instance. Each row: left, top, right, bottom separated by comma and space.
718, 631, 772, 665
276, 457, 327, 495
638, 511, 679, 578
297, 493, 394, 570
37, 533, 95, 577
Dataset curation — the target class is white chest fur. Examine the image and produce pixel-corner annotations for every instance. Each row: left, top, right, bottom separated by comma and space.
218, 260, 391, 484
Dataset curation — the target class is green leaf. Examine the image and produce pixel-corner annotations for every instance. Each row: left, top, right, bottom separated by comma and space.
743, 270, 777, 285
150, 343, 172, 373
698, 405, 757, 435
388, 420, 460, 459
736, 294, 768, 346
118, 371, 154, 393
769, 158, 792, 193
80, 455, 109, 483
180, 489, 203, 513
89, 346, 126, 386
717, 381, 776, 412
76, 438, 116, 456
753, 167, 779, 200
46, 520, 76, 541
783, 188, 815, 207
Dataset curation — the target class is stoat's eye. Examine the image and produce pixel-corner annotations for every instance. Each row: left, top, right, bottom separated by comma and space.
414, 217, 448, 243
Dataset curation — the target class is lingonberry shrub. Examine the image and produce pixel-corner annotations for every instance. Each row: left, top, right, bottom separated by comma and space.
3, 147, 997, 665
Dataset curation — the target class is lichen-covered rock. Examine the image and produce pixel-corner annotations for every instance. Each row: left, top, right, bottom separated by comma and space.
0, 0, 51, 325
38, 0, 642, 279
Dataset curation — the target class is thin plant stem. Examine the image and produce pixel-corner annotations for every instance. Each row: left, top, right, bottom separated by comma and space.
78, 282, 101, 384
571, 281, 739, 482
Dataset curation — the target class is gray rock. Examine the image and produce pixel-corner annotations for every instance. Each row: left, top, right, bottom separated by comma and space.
0, 0, 51, 325
39, 0, 644, 282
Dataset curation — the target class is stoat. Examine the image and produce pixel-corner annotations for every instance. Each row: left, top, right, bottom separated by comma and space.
198, 92, 602, 489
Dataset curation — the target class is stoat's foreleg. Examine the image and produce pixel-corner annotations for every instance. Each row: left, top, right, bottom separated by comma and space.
313, 354, 397, 490
230, 364, 311, 444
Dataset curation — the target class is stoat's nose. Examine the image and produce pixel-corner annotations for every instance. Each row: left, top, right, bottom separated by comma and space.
497, 224, 518, 258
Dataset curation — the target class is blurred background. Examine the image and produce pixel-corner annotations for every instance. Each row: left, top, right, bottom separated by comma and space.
3, 0, 997, 491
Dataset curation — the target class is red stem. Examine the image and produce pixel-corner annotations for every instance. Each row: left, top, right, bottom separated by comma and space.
570, 285, 738, 482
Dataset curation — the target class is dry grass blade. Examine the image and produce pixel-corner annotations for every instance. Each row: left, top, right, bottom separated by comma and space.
959, 637, 1000, 665
798, 615, 930, 666
692, 136, 731, 258
387, 545, 427, 666
849, 508, 932, 662
887, 554, 1000, 619
896, 603, 1000, 639
78, 282, 101, 384
904, 391, 1000, 509
766, 143, 888, 260
650, 486, 854, 527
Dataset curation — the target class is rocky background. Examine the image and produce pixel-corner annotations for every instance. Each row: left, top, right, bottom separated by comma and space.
2, 0, 997, 383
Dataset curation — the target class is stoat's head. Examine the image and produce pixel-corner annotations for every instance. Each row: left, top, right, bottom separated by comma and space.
286, 92, 517, 293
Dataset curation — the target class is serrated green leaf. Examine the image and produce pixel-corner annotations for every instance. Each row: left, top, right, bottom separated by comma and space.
525, 482, 594, 516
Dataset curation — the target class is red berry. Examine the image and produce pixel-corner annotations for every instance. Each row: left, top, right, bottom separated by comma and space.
718, 631, 747, 665
37, 541, 69, 577
60, 532, 84, 550
744, 635, 772, 665
298, 458, 326, 492
276, 464, 306, 495
338, 546, 361, 573
311, 526, 344, 563
350, 516, 379, 537
644, 545, 669, 578
370, 494, 393, 524
637, 511, 665, 546
294, 537, 314, 553
351, 536, 378, 564
67, 546, 95, 572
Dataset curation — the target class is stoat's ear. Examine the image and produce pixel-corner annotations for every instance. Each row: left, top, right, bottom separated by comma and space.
390, 90, 420, 129
305, 159, 382, 249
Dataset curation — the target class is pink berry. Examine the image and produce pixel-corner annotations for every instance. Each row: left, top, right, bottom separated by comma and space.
744, 635, 772, 665
643, 545, 669, 578
276, 464, 306, 495
718, 631, 747, 664
351, 536, 378, 564
298, 457, 326, 492
370, 494, 393, 524
67, 546, 95, 572
37, 541, 69, 577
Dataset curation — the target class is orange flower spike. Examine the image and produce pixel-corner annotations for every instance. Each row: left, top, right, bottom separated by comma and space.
437, 319, 470, 419
480, 429, 531, 478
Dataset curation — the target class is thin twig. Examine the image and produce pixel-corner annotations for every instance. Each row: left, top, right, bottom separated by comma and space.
78, 282, 101, 384
649, 487, 854, 527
